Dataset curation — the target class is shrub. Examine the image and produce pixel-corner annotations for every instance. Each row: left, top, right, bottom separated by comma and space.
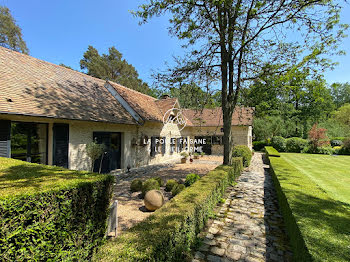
130, 178, 143, 192
271, 136, 286, 152
141, 179, 160, 197
330, 139, 343, 147
185, 173, 200, 187
171, 184, 186, 196
265, 146, 280, 157
308, 123, 330, 152
252, 140, 267, 151
0, 157, 113, 261
317, 147, 334, 155
333, 146, 343, 154
330, 137, 346, 142
154, 177, 164, 187
180, 152, 189, 158
285, 137, 308, 153
93, 162, 243, 262
232, 145, 252, 167
339, 138, 350, 155
165, 179, 178, 192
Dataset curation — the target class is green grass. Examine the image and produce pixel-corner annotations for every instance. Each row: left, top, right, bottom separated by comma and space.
0, 157, 106, 198
269, 154, 350, 262
282, 153, 350, 205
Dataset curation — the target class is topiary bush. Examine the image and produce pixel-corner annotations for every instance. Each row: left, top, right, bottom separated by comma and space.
232, 145, 252, 167
154, 177, 164, 187
141, 178, 160, 197
184, 173, 200, 187
165, 179, 178, 192
0, 157, 113, 261
130, 178, 143, 192
285, 137, 308, 153
271, 136, 286, 152
171, 184, 186, 196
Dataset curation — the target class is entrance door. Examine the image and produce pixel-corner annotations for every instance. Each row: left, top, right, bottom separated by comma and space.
53, 124, 69, 168
93, 132, 121, 173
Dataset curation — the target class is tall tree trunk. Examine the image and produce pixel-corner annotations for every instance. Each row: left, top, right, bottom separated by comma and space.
223, 107, 233, 165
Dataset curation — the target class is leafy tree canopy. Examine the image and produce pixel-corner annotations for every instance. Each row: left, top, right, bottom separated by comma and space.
134, 0, 348, 164
330, 82, 350, 108
0, 6, 28, 54
80, 46, 156, 97
168, 83, 221, 109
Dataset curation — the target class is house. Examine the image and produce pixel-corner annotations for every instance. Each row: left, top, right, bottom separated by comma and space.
0, 46, 254, 173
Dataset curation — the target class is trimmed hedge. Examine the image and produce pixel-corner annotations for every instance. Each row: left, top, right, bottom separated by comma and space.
93, 159, 243, 262
184, 173, 200, 187
265, 146, 280, 157
268, 155, 350, 262
0, 157, 113, 261
232, 145, 252, 167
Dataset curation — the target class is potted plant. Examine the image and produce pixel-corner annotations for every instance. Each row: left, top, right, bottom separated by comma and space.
193, 152, 199, 159
200, 152, 205, 157
180, 152, 189, 163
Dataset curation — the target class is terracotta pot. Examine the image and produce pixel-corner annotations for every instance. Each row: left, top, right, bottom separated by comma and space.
194, 155, 199, 159
181, 158, 187, 163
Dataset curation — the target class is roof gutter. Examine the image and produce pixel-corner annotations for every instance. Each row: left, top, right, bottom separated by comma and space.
104, 81, 145, 125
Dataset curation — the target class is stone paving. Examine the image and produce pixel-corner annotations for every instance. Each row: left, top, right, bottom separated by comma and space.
193, 153, 293, 262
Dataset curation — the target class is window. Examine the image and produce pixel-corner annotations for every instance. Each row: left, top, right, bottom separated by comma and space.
212, 136, 223, 145
11, 122, 48, 164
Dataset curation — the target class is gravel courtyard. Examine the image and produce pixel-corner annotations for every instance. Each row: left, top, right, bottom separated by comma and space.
112, 155, 223, 232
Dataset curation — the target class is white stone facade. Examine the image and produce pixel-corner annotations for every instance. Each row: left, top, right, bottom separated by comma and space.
0, 114, 252, 171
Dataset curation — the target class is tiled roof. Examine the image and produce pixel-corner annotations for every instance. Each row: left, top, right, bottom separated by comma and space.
183, 107, 254, 127
109, 81, 163, 122
154, 98, 178, 116
0, 46, 136, 124
0, 46, 254, 127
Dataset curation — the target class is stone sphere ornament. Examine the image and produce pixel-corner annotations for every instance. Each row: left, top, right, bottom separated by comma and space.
144, 190, 165, 211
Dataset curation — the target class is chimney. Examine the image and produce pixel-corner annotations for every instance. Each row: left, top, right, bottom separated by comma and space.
161, 94, 170, 99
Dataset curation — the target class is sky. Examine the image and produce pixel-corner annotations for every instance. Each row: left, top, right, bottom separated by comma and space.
1, 0, 350, 86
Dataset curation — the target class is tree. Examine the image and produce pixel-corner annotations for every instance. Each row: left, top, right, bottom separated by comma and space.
169, 83, 221, 109
59, 63, 74, 70
308, 123, 329, 152
330, 82, 350, 108
134, 0, 347, 164
0, 6, 28, 54
80, 46, 155, 96
333, 103, 350, 126
86, 141, 105, 173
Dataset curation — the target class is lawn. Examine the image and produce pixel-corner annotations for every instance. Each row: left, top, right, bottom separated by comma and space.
282, 153, 350, 205
269, 153, 350, 262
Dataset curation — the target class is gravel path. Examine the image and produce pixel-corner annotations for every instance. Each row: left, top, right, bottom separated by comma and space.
112, 156, 223, 232
193, 153, 293, 262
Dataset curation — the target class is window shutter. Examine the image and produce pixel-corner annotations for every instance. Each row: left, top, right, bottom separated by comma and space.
0, 120, 11, 158
161, 137, 166, 154
150, 137, 156, 157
